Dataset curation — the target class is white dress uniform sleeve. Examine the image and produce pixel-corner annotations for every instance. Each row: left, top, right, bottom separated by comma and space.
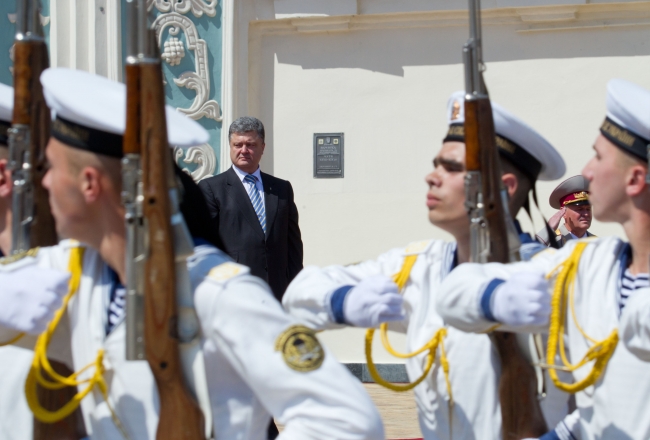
620, 287, 650, 361
283, 247, 406, 331
435, 246, 571, 334
196, 267, 385, 440
0, 242, 73, 352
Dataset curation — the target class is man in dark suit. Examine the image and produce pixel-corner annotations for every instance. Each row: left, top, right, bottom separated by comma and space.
199, 116, 303, 301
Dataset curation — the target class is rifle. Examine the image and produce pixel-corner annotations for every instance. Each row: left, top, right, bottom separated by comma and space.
10, 1, 85, 439
122, 0, 205, 438
462, 1, 548, 438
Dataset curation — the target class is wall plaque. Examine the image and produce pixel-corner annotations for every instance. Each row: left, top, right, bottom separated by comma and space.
314, 133, 344, 178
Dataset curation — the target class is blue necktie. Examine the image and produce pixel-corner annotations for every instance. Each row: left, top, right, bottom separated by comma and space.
244, 174, 266, 233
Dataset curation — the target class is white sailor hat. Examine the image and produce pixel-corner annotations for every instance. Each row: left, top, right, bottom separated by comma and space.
0, 82, 13, 145
600, 79, 650, 161
443, 90, 565, 181
40, 68, 209, 158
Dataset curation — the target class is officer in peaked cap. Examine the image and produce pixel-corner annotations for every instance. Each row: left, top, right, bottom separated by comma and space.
536, 175, 595, 247
0, 68, 384, 439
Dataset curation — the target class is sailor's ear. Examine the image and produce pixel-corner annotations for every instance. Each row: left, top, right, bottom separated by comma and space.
78, 166, 104, 203
501, 173, 517, 199
625, 164, 647, 198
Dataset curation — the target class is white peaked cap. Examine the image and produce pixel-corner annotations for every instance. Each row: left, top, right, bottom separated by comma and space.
40, 68, 209, 151
0, 82, 13, 122
444, 90, 566, 181
601, 79, 650, 161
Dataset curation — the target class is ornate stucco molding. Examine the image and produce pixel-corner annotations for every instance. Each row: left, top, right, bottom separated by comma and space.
148, 0, 217, 18
153, 12, 222, 123
174, 144, 217, 181
150, 0, 223, 180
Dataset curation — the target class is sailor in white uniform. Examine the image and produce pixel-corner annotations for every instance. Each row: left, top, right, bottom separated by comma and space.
0, 68, 384, 440
283, 91, 567, 440
436, 78, 650, 440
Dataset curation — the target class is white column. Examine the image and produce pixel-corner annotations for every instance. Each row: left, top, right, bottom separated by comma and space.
100, 0, 122, 81
48, 0, 121, 80
219, 0, 235, 172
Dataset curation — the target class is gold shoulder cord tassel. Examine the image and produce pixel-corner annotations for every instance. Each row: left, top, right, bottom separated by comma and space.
365, 254, 453, 400
25, 247, 131, 439
545, 241, 618, 393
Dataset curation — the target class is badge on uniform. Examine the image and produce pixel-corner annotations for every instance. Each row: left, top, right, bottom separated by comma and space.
208, 262, 246, 282
275, 325, 325, 373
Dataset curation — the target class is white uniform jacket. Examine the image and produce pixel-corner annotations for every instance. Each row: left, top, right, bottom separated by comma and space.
284, 239, 504, 440
436, 236, 650, 440
0, 346, 33, 439
0, 240, 384, 440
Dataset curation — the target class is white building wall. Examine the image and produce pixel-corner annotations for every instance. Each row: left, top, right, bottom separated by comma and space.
238, 1, 650, 362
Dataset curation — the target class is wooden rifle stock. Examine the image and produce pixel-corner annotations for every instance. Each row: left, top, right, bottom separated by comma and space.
124, 64, 141, 157
465, 97, 547, 439
12, 32, 86, 440
464, 98, 509, 262
11, 40, 56, 248
136, 49, 204, 440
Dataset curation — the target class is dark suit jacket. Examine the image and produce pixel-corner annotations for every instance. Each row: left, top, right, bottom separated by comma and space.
198, 167, 303, 300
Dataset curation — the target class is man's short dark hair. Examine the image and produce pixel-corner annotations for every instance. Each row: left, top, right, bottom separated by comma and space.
500, 155, 533, 216
229, 116, 265, 142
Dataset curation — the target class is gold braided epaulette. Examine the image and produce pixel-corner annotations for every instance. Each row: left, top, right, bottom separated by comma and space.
0, 247, 39, 265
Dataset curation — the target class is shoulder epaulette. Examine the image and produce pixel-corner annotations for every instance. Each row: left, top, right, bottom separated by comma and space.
404, 240, 433, 256
0, 247, 40, 271
207, 262, 250, 283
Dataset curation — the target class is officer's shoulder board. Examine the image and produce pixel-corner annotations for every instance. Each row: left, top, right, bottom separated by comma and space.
0, 247, 40, 272
403, 240, 434, 256
207, 262, 250, 284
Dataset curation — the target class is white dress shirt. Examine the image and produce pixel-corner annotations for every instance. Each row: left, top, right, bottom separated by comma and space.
232, 165, 265, 211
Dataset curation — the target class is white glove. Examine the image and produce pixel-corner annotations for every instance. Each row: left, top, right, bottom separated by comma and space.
343, 275, 404, 328
0, 265, 70, 335
492, 271, 550, 327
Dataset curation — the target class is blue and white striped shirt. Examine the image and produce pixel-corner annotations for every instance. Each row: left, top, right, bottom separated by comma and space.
619, 269, 649, 312
106, 267, 126, 335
